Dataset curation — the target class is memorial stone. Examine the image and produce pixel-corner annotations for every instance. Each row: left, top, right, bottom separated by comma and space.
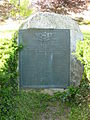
20, 12, 84, 87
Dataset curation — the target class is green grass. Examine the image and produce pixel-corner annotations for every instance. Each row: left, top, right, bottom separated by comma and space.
15, 90, 90, 120
15, 90, 70, 120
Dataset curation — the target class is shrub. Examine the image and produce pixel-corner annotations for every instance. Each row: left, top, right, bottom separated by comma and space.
76, 38, 90, 81
0, 32, 19, 119
54, 80, 89, 105
31, 0, 87, 14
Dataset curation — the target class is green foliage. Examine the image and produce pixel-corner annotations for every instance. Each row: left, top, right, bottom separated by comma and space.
79, 20, 90, 25
75, 17, 90, 25
69, 105, 90, 120
53, 80, 90, 119
0, 32, 19, 119
10, 0, 32, 18
76, 38, 90, 81
82, 31, 90, 42
54, 80, 89, 105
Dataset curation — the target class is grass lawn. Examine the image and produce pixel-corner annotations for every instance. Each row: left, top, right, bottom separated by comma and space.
0, 30, 16, 39
15, 91, 70, 120
15, 90, 90, 120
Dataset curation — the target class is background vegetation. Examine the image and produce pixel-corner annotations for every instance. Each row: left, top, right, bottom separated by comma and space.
0, 0, 89, 21
76, 33, 90, 81
10, 0, 32, 19
0, 32, 19, 119
32, 0, 87, 14
0, 0, 32, 20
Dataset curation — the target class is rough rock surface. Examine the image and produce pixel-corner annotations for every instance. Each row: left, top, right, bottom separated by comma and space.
70, 55, 84, 86
21, 12, 83, 52
20, 12, 84, 86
